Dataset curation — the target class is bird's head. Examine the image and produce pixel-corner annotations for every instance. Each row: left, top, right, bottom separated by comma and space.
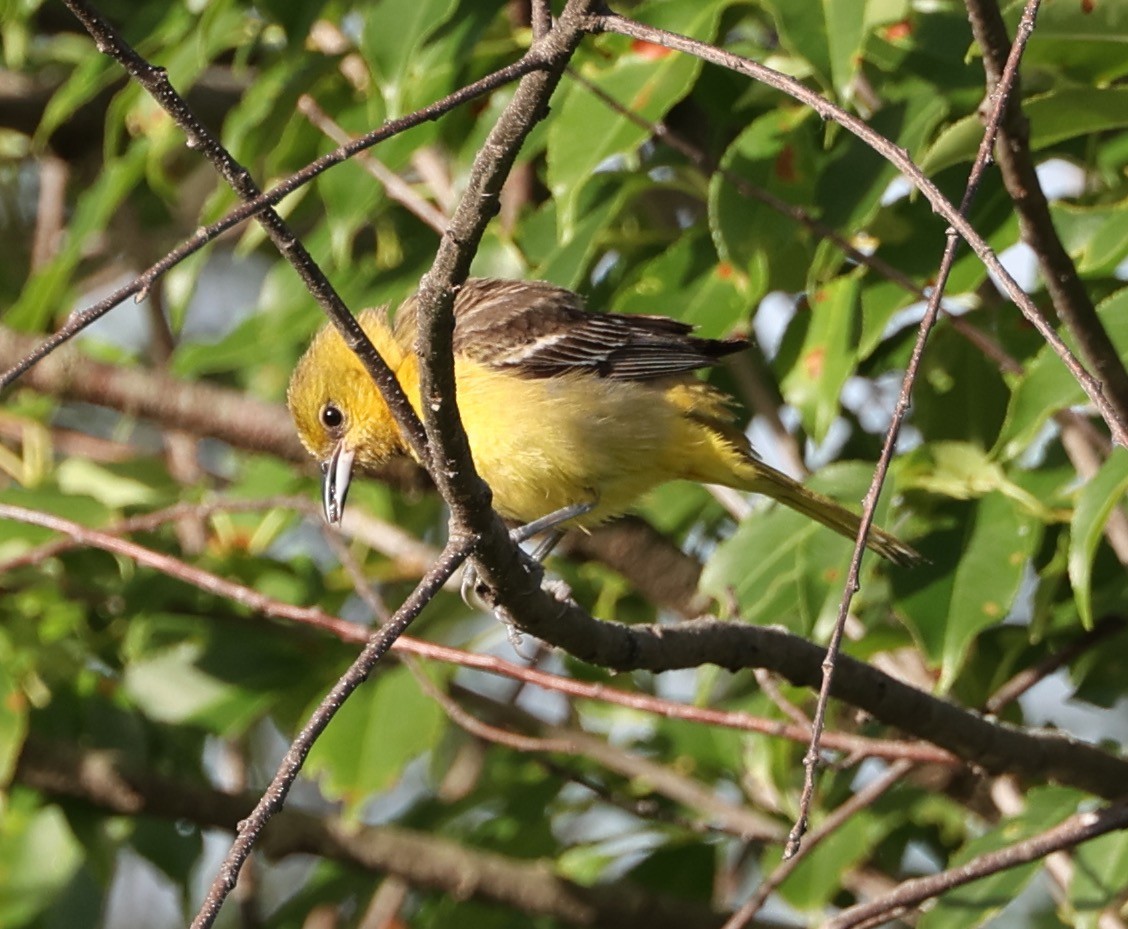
287, 310, 408, 525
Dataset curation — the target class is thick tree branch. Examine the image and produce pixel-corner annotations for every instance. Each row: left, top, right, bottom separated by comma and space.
5, 501, 1122, 801
15, 738, 741, 929
495, 602, 1128, 802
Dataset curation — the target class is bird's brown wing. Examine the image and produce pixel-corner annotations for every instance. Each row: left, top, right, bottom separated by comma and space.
394, 278, 747, 382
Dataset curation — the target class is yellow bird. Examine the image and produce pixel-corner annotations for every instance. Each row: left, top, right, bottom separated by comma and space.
287, 278, 919, 565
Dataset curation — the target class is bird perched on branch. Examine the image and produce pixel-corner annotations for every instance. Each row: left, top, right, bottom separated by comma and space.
287, 278, 919, 565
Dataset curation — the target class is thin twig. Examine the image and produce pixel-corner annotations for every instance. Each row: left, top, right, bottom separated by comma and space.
586, 10, 1127, 447
825, 799, 1128, 929
786, 0, 1042, 857
723, 760, 914, 929
189, 537, 471, 929
965, 0, 1128, 427
0, 45, 546, 393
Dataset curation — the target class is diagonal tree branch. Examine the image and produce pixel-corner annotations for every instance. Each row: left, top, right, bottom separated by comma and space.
0, 39, 547, 392
585, 10, 1127, 448
15, 737, 741, 929
60, 0, 427, 459
826, 798, 1128, 929
964, 0, 1128, 427
789, 0, 1042, 857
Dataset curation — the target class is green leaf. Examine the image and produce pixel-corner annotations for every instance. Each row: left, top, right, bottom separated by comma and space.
701, 463, 894, 634
4, 144, 149, 330
1050, 198, 1128, 277
528, 182, 629, 288
709, 109, 819, 294
304, 665, 445, 820
547, 0, 726, 235
1069, 448, 1128, 630
911, 327, 1010, 450
781, 271, 861, 442
1071, 829, 1128, 924
121, 614, 326, 735
811, 92, 947, 285
780, 811, 887, 909
918, 787, 1085, 929
613, 232, 750, 337
895, 490, 1040, 689
924, 87, 1128, 175
898, 443, 1062, 521
1017, 0, 1128, 84
763, 0, 869, 97
996, 287, 1128, 461
54, 459, 163, 510
0, 797, 83, 928
361, 0, 459, 116
123, 641, 267, 730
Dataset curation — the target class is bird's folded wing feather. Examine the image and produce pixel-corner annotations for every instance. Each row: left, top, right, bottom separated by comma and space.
394, 278, 746, 382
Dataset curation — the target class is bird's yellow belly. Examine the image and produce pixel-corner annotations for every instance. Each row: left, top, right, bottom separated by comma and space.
454, 363, 681, 526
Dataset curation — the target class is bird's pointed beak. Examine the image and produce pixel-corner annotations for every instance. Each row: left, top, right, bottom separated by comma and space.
322, 441, 356, 525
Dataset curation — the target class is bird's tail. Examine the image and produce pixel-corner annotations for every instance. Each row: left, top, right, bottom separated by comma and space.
735, 460, 921, 566
665, 383, 920, 565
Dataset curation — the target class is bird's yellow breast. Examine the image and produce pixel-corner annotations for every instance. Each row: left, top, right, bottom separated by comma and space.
404, 358, 693, 526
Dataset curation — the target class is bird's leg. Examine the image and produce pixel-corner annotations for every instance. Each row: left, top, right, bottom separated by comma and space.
509, 500, 596, 545
459, 500, 596, 608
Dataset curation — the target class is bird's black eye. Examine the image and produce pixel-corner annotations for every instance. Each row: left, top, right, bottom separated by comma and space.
321, 404, 343, 429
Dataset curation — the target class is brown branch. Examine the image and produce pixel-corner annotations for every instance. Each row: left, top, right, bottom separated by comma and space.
585, 11, 1127, 447
0, 500, 950, 766
788, 0, 1040, 857
10, 501, 1125, 799
15, 737, 739, 929
965, 0, 1128, 428
724, 760, 914, 929
482, 598, 1128, 801
0, 41, 546, 393
825, 798, 1128, 929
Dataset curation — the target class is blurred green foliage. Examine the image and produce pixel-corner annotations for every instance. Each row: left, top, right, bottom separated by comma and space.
1, 0, 1127, 926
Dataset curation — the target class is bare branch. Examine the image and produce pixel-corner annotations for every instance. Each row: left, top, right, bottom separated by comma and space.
826, 799, 1128, 929
15, 737, 736, 929
585, 10, 1127, 447
787, 0, 1038, 857
965, 0, 1128, 427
